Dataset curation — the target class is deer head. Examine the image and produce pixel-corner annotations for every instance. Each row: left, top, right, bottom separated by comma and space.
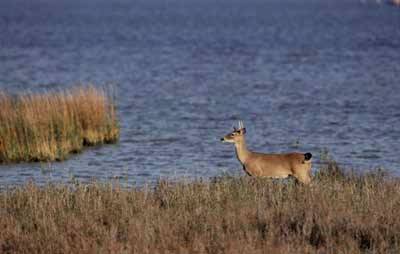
220, 120, 247, 144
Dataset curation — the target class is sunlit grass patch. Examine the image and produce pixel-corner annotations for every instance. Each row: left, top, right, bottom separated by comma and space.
0, 85, 119, 163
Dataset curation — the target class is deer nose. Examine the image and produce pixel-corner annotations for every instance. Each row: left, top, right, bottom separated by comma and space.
220, 138, 224, 141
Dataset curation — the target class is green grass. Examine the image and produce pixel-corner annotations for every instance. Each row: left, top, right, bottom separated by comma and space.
0, 86, 119, 163
0, 162, 399, 254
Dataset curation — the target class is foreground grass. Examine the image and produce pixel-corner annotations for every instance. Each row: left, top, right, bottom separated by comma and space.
0, 86, 119, 163
0, 163, 399, 254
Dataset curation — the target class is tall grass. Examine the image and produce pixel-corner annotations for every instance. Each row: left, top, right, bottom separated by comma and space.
0, 163, 399, 253
0, 86, 119, 163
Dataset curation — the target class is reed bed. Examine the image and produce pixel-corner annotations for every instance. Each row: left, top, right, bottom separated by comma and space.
0, 86, 119, 163
0, 162, 399, 254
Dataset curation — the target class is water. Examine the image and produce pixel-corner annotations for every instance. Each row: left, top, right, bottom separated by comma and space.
1, 0, 400, 187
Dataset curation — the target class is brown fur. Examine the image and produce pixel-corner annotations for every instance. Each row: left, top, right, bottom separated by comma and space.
221, 122, 312, 184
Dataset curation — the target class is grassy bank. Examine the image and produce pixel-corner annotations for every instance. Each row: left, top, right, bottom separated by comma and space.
0, 163, 399, 253
0, 86, 119, 163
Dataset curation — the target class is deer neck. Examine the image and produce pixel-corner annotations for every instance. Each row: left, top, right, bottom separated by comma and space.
234, 138, 250, 165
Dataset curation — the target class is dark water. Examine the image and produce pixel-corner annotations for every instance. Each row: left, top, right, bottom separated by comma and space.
1, 0, 400, 187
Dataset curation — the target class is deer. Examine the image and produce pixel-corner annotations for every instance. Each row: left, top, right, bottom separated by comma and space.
220, 121, 312, 184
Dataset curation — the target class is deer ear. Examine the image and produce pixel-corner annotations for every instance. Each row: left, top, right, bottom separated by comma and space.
233, 126, 237, 131
241, 128, 246, 134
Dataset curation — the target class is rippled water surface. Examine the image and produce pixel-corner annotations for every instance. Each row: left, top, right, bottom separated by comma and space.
1, 0, 400, 186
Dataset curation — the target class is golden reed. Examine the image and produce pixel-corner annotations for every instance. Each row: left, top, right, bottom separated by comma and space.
0, 86, 119, 162
0, 163, 398, 253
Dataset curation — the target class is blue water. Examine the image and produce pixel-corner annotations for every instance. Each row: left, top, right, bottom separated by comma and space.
1, 0, 400, 186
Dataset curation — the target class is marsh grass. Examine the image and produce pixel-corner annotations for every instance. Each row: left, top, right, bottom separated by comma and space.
1, 163, 399, 254
0, 86, 119, 163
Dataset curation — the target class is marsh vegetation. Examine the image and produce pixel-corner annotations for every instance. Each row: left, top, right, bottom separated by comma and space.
0, 86, 119, 163
0, 162, 398, 254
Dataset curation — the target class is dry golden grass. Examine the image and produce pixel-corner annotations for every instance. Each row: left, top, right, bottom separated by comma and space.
0, 86, 119, 163
0, 162, 399, 254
